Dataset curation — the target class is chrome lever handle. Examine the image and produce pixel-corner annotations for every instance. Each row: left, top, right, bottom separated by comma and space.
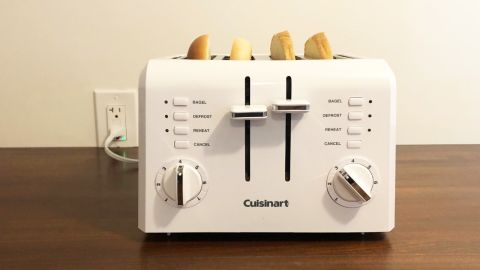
230, 105, 268, 120
338, 168, 372, 202
272, 100, 310, 113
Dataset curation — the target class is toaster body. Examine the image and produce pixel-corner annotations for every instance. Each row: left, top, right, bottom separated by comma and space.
139, 56, 396, 233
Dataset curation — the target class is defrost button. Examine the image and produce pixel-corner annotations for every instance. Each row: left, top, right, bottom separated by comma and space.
173, 112, 189, 121
348, 112, 364, 120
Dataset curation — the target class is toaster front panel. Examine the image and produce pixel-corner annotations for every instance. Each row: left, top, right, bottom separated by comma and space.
139, 59, 396, 233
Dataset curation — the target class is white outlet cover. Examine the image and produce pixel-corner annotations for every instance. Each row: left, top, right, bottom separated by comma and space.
94, 89, 138, 147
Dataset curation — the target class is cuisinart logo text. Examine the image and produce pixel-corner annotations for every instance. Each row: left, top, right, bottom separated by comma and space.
243, 199, 289, 208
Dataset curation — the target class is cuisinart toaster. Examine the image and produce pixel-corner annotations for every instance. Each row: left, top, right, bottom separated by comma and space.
138, 55, 396, 233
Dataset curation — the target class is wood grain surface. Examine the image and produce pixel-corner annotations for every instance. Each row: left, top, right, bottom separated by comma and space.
0, 146, 479, 269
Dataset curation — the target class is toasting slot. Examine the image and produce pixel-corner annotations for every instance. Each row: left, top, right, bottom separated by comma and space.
285, 76, 292, 181
271, 77, 311, 181
229, 77, 270, 181
245, 77, 251, 182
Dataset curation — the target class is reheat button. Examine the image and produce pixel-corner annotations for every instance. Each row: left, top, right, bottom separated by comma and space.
174, 126, 190, 135
347, 127, 363, 135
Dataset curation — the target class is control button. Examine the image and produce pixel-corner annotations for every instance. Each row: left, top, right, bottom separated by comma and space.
347, 127, 363, 135
348, 97, 364, 106
347, 140, 362, 149
173, 112, 189, 121
174, 126, 190, 135
348, 112, 364, 120
173, 97, 189, 106
174, 140, 191, 149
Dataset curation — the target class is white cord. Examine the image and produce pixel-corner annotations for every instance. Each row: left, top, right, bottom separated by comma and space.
104, 127, 138, 163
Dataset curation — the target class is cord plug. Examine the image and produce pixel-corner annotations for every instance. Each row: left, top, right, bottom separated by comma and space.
104, 122, 138, 163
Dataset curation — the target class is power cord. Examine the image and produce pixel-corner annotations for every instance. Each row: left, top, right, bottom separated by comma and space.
104, 126, 138, 163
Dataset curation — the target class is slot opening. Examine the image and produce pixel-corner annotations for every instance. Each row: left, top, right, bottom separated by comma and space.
245, 76, 251, 182
222, 56, 255, 60
285, 76, 292, 182
333, 54, 357, 59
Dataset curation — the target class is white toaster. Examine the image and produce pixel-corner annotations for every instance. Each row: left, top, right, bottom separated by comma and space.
138, 55, 396, 233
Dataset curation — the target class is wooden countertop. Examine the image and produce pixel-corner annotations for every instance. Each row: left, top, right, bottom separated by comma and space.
0, 146, 479, 269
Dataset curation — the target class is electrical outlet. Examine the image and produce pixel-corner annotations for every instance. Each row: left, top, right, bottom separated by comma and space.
94, 89, 138, 147
107, 105, 127, 141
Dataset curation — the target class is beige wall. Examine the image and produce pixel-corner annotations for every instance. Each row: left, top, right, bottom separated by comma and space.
1, 0, 479, 147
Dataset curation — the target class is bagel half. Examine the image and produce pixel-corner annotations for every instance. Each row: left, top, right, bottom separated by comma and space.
187, 34, 210, 60
230, 37, 252, 60
270, 31, 295, 60
304, 32, 333, 60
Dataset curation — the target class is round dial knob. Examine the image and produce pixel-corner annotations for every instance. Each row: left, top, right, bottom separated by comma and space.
163, 164, 202, 206
155, 159, 208, 208
326, 158, 378, 208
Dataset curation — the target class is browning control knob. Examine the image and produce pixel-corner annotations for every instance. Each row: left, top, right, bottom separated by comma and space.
163, 164, 202, 206
155, 159, 208, 207
326, 158, 379, 208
